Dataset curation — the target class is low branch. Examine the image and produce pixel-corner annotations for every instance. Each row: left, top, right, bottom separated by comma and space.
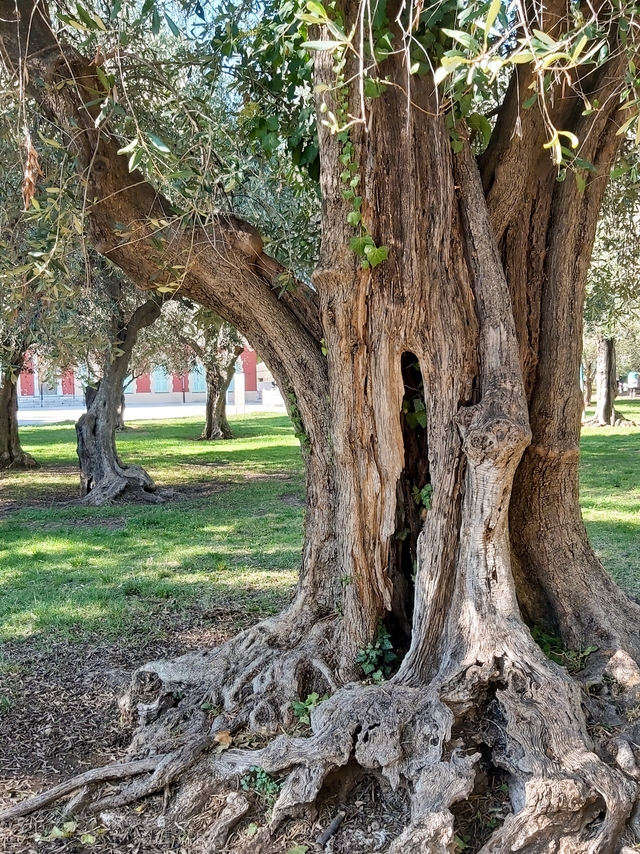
0, 0, 329, 441
120, 295, 164, 354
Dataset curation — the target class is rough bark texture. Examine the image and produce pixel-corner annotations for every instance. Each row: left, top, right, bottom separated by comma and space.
0, 358, 36, 469
484, 49, 640, 657
2, 0, 640, 850
86, 383, 126, 430
76, 296, 162, 505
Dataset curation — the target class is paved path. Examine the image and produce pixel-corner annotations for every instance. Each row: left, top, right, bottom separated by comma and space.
17, 402, 285, 426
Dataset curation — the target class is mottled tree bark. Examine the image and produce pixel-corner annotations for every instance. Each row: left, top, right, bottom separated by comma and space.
76, 296, 162, 504
482, 55, 640, 657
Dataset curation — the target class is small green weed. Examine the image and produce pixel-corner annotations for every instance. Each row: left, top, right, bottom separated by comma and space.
531, 626, 598, 673
240, 766, 282, 804
291, 692, 328, 725
33, 820, 99, 844
356, 623, 397, 683
412, 483, 432, 511
402, 395, 427, 429
0, 695, 13, 714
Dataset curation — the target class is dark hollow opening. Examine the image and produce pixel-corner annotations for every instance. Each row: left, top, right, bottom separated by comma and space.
387, 352, 430, 655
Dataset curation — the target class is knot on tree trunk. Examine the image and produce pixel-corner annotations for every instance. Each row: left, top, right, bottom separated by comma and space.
455, 396, 531, 468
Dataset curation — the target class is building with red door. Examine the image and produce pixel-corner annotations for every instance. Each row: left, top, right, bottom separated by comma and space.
16, 348, 275, 408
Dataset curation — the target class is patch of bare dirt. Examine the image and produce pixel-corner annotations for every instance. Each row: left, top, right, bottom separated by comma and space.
1, 603, 415, 854
0, 607, 259, 854
278, 492, 304, 508
0, 466, 80, 515
213, 773, 411, 853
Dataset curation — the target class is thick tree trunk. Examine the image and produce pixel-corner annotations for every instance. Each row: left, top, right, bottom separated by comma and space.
594, 337, 618, 426
76, 297, 162, 505
0, 362, 36, 469
199, 348, 242, 440
490, 58, 640, 657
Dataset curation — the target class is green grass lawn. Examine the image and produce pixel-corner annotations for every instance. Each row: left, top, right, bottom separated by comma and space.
0, 402, 638, 647
0, 414, 304, 645
581, 398, 640, 598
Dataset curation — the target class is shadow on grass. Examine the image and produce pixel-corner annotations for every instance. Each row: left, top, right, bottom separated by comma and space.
0, 414, 304, 644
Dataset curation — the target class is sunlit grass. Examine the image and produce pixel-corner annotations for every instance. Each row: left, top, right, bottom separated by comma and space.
581, 398, 640, 597
0, 414, 304, 644
0, 404, 638, 645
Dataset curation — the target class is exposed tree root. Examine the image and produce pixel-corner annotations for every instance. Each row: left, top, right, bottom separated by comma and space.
4, 632, 640, 853
582, 409, 637, 427
78, 464, 163, 506
0, 450, 38, 469
197, 425, 233, 440
119, 611, 343, 735
0, 757, 159, 820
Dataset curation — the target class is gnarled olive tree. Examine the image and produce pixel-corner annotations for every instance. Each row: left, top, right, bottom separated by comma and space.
2, 0, 640, 850
0, 348, 36, 469
75, 291, 163, 504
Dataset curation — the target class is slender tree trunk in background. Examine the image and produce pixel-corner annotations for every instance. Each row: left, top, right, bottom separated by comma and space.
199, 347, 242, 440
200, 369, 228, 439
76, 297, 162, 505
116, 392, 126, 431
583, 363, 594, 410
0, 356, 36, 469
594, 337, 618, 425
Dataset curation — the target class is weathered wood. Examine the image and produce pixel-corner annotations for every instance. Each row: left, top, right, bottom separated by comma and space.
2, 0, 640, 847
0, 757, 159, 820
201, 792, 251, 850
